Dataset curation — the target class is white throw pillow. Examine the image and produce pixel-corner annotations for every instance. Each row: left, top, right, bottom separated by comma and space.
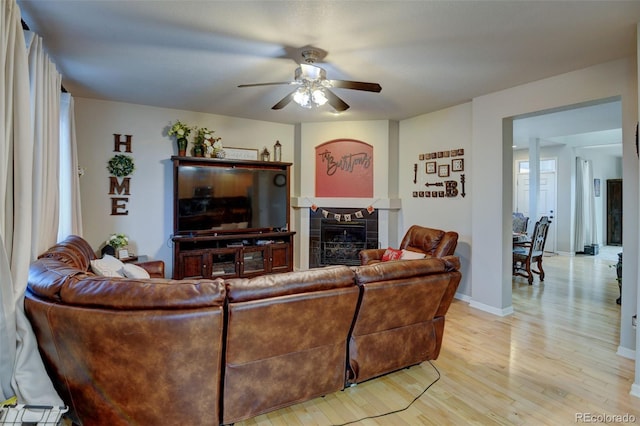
122, 263, 151, 279
90, 255, 125, 277
400, 249, 426, 260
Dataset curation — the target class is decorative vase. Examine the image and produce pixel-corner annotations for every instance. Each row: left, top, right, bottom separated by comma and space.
193, 146, 204, 157
177, 137, 188, 156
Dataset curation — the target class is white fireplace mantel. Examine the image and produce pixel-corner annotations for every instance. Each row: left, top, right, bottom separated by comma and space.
291, 197, 402, 210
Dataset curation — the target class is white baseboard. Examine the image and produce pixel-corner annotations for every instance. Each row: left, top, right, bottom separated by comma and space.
468, 299, 514, 317
631, 383, 640, 399
454, 292, 471, 303
617, 345, 636, 360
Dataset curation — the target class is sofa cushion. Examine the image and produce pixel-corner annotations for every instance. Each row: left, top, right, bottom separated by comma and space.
28, 258, 226, 309
122, 263, 151, 279
381, 247, 402, 261
400, 249, 426, 260
37, 235, 97, 271
400, 225, 458, 258
90, 255, 125, 277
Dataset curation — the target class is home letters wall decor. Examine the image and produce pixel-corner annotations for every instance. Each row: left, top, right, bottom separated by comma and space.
315, 139, 373, 197
108, 134, 135, 215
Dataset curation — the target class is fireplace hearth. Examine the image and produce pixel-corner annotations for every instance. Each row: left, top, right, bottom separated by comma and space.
309, 208, 379, 267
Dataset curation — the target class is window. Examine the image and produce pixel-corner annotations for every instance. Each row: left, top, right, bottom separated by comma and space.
518, 159, 556, 174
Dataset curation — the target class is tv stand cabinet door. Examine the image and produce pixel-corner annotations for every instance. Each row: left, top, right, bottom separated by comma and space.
210, 248, 240, 278
239, 246, 267, 277
269, 243, 292, 274
176, 249, 211, 279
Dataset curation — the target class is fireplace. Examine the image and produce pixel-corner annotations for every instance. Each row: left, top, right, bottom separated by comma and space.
309, 208, 379, 267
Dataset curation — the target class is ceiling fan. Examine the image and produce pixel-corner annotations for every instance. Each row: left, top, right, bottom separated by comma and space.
238, 48, 382, 112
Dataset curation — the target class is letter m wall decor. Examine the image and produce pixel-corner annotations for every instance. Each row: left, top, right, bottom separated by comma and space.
315, 139, 373, 197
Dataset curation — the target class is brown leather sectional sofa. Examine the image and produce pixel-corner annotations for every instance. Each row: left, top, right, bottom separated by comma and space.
25, 235, 461, 425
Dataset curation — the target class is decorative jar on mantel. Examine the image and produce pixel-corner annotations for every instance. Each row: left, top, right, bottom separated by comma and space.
177, 138, 188, 157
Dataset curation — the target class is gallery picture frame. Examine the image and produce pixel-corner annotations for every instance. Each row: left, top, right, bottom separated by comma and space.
452, 158, 464, 172
224, 147, 259, 160
438, 164, 450, 177
426, 161, 437, 174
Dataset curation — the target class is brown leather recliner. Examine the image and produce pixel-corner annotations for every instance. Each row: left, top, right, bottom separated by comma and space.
348, 256, 462, 384
222, 266, 360, 425
359, 225, 459, 265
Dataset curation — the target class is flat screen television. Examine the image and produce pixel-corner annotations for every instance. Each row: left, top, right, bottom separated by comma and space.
175, 164, 289, 234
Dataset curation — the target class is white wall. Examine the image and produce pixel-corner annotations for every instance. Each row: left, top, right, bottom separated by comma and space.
399, 103, 473, 297
74, 98, 293, 277
470, 58, 638, 354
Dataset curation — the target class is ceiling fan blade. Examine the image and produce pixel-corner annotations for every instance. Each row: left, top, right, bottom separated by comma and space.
328, 80, 382, 92
271, 91, 296, 110
325, 89, 350, 112
238, 82, 294, 88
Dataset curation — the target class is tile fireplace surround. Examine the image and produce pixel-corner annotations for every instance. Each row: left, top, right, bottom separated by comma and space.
291, 198, 402, 270
309, 208, 379, 268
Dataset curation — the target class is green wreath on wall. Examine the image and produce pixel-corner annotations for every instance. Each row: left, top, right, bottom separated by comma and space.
107, 154, 135, 177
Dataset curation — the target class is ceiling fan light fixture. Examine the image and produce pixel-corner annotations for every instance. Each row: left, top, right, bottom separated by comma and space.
311, 88, 328, 106
239, 46, 380, 111
293, 87, 311, 108
293, 82, 328, 109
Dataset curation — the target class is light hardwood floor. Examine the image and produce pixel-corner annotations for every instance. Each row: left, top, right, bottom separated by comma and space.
236, 247, 638, 425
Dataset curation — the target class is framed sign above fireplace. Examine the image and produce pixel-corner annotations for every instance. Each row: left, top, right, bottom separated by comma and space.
315, 139, 373, 198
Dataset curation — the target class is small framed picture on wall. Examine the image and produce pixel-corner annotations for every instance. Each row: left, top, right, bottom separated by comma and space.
426, 161, 436, 174
438, 164, 450, 177
452, 158, 464, 172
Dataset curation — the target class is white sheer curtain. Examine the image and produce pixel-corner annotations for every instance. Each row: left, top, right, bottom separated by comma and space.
58, 93, 83, 240
575, 157, 599, 251
0, 0, 62, 406
26, 30, 61, 257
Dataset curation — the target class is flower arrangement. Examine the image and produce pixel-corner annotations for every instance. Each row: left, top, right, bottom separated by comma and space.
167, 120, 193, 140
106, 233, 128, 249
195, 127, 224, 157
107, 154, 135, 177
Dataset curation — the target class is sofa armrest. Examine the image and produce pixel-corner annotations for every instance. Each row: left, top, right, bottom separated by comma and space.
136, 260, 164, 278
359, 248, 386, 265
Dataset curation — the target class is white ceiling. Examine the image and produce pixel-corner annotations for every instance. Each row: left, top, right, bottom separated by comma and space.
17, 0, 638, 149
513, 98, 623, 153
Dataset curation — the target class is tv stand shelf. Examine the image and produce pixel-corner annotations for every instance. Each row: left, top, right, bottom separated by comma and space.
171, 157, 293, 280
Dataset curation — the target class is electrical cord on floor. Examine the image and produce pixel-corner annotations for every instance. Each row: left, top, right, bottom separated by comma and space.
331, 361, 441, 426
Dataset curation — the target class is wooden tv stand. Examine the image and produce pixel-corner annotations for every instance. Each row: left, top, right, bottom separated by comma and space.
172, 230, 295, 280
171, 156, 293, 279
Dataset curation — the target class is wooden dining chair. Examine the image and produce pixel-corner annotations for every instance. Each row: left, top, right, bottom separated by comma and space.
513, 216, 550, 285
512, 212, 529, 234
